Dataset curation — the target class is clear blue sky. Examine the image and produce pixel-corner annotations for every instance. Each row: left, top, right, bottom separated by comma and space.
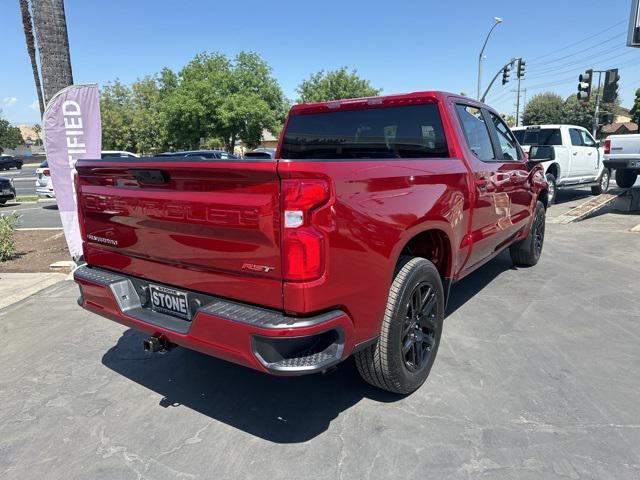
2, 0, 639, 125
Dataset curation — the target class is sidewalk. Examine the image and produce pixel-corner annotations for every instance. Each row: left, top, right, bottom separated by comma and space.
0, 272, 68, 310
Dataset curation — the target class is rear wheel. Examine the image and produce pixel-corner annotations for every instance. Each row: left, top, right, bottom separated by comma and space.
16, 163, 22, 170
355, 257, 444, 394
591, 168, 610, 195
545, 173, 557, 205
615, 169, 638, 189
510, 201, 545, 267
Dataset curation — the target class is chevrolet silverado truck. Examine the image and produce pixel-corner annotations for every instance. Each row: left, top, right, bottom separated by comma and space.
74, 91, 548, 394
512, 124, 610, 204
603, 133, 640, 188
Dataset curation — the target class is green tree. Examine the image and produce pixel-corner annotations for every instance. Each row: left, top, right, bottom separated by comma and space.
502, 114, 516, 127
100, 80, 136, 152
31, 0, 73, 103
19, 0, 45, 117
163, 51, 287, 151
296, 67, 381, 103
0, 118, 24, 153
630, 88, 640, 125
33, 124, 42, 145
131, 77, 168, 154
562, 89, 618, 131
522, 92, 565, 125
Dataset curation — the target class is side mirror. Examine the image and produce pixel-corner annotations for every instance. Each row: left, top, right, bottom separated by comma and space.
528, 145, 555, 162
595, 141, 601, 148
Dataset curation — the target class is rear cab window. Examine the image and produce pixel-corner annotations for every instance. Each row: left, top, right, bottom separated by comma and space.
280, 104, 449, 160
513, 128, 562, 146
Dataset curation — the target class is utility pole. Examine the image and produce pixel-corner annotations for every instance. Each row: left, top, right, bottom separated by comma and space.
514, 59, 525, 126
592, 71, 603, 137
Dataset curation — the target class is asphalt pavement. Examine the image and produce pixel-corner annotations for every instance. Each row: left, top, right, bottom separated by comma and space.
0, 200, 61, 229
1, 194, 639, 479
0, 163, 41, 197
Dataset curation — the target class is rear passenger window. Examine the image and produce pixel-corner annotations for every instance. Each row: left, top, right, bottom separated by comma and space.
280, 104, 449, 159
569, 129, 584, 146
455, 104, 495, 161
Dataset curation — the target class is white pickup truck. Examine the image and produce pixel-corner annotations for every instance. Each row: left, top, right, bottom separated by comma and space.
512, 125, 609, 204
603, 134, 640, 188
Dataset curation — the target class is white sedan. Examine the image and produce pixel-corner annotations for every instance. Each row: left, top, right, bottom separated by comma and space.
36, 151, 139, 199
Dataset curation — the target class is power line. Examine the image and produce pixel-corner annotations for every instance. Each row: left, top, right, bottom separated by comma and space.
528, 20, 626, 62
528, 32, 625, 68
527, 49, 638, 80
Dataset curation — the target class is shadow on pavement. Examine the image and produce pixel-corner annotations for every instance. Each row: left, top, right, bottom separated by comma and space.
101, 251, 518, 443
102, 329, 400, 443
552, 188, 592, 205
43, 204, 59, 210
446, 250, 515, 316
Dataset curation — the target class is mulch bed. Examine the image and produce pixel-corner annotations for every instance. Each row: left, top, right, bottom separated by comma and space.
0, 230, 70, 273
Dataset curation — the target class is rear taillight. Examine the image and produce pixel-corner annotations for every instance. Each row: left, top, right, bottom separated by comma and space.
603, 139, 611, 155
43, 168, 50, 176
282, 179, 330, 281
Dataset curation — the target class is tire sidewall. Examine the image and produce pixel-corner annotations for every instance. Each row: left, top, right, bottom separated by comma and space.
545, 173, 557, 204
386, 259, 444, 393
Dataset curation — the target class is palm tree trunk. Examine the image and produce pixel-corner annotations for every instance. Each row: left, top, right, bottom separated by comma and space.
19, 0, 45, 117
31, 0, 73, 105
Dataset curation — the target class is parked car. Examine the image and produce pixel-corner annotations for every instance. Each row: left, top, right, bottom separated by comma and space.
512, 125, 609, 204
603, 133, 640, 188
156, 150, 239, 160
36, 152, 140, 198
35, 160, 53, 198
244, 148, 276, 159
101, 150, 139, 159
73, 91, 547, 394
0, 176, 16, 204
0, 154, 23, 170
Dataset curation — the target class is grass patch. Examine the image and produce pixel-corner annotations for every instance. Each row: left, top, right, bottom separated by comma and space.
15, 195, 39, 203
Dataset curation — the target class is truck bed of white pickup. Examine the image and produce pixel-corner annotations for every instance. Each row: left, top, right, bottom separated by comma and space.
604, 134, 640, 188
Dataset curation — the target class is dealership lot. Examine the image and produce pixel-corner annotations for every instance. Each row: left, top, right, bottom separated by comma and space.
1, 197, 639, 479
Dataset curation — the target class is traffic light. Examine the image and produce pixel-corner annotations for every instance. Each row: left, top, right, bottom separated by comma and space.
600, 112, 615, 124
602, 68, 620, 103
517, 59, 526, 79
502, 63, 512, 85
577, 69, 593, 103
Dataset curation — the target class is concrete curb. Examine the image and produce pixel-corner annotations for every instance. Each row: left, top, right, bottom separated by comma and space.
0, 272, 68, 310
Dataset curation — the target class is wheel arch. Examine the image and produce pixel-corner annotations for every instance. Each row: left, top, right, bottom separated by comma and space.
396, 227, 454, 281
546, 162, 560, 179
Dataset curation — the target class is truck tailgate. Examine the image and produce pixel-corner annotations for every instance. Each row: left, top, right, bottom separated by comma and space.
75, 159, 283, 309
610, 134, 640, 157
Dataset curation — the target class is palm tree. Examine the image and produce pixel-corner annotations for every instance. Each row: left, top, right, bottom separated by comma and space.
31, 0, 73, 104
19, 0, 45, 117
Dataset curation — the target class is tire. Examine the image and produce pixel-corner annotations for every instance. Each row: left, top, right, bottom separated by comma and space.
615, 169, 638, 189
545, 173, 557, 205
355, 256, 444, 394
591, 168, 610, 195
510, 201, 545, 267
16, 163, 22, 170
0, 200, 6, 205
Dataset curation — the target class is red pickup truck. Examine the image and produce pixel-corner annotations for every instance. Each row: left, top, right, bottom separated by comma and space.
74, 91, 548, 394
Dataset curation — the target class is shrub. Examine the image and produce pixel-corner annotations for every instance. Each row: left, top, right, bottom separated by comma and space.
0, 213, 21, 261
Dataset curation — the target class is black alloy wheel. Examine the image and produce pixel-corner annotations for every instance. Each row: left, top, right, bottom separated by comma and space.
402, 282, 438, 372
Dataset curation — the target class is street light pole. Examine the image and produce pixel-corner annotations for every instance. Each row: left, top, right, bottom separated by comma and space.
477, 17, 503, 100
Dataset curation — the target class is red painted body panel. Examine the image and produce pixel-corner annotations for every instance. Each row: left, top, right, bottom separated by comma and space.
74, 90, 546, 373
